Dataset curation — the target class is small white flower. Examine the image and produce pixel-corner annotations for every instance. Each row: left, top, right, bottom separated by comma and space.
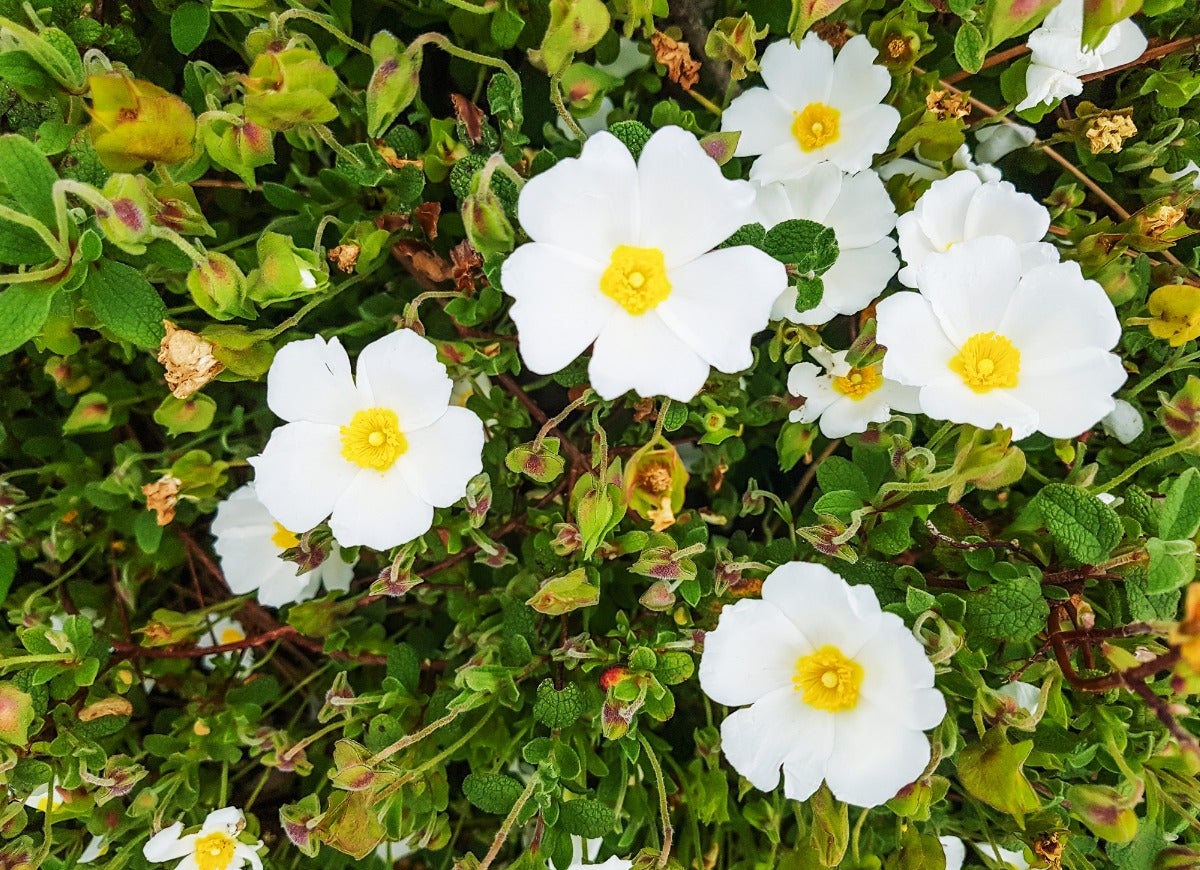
939, 836, 967, 870
895, 170, 1057, 288
202, 616, 254, 672
973, 123, 1036, 164
698, 562, 946, 808
79, 835, 109, 864
212, 484, 354, 608
24, 781, 67, 813
1101, 398, 1144, 444
565, 836, 632, 869
374, 838, 413, 864
788, 347, 920, 439
877, 236, 1127, 440
1017, 0, 1147, 112
722, 34, 899, 184
249, 330, 485, 551
144, 806, 263, 870
996, 681, 1041, 714
500, 126, 785, 402
752, 164, 898, 324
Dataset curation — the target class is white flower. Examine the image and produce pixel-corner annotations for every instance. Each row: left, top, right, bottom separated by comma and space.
996, 681, 1041, 714
79, 836, 109, 864
877, 236, 1126, 440
788, 347, 920, 438
975, 842, 1031, 869
144, 807, 263, 870
500, 126, 785, 402
24, 781, 67, 813
752, 164, 898, 324
698, 561, 946, 808
567, 837, 632, 870
895, 171, 1057, 288
212, 484, 354, 608
598, 37, 651, 79
939, 836, 967, 870
878, 144, 1000, 185
374, 838, 413, 864
1168, 160, 1200, 191
557, 96, 614, 139
973, 123, 1036, 164
249, 330, 485, 551
1101, 398, 1144, 444
722, 34, 900, 184
202, 616, 254, 672
1018, 0, 1147, 112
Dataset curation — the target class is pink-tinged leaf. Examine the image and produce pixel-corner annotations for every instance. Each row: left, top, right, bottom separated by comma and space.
983, 0, 1062, 46
790, 0, 852, 38
1081, 0, 1143, 50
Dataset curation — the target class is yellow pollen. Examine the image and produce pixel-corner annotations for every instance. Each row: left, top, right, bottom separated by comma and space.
219, 628, 245, 645
949, 332, 1021, 393
600, 245, 672, 315
792, 103, 841, 152
832, 365, 883, 401
793, 645, 863, 712
193, 831, 237, 870
271, 522, 299, 550
340, 407, 407, 471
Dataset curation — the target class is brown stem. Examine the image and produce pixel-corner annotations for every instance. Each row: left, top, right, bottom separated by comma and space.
1080, 34, 1200, 83
495, 372, 590, 472
943, 44, 1031, 84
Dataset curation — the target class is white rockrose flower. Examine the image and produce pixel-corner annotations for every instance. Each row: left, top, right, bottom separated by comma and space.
79, 836, 109, 864
939, 836, 967, 870
698, 561, 946, 808
500, 126, 785, 402
143, 806, 263, 870
997, 681, 1042, 714
567, 837, 632, 870
721, 34, 900, 184
752, 163, 899, 324
895, 171, 1057, 288
249, 330, 485, 550
788, 347, 920, 439
201, 616, 254, 672
1017, 0, 1147, 112
878, 143, 1001, 185
1101, 398, 1144, 444
1168, 160, 1200, 191
212, 484, 354, 608
973, 123, 1036, 164
24, 781, 67, 813
877, 236, 1126, 440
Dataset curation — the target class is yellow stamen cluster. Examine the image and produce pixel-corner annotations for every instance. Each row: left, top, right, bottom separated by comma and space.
194, 831, 237, 870
340, 407, 408, 471
793, 645, 863, 712
832, 365, 883, 401
271, 522, 300, 550
600, 245, 672, 315
949, 332, 1021, 393
792, 103, 841, 152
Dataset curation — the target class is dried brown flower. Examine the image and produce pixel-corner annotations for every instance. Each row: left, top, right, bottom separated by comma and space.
651, 32, 702, 91
926, 88, 971, 121
328, 244, 361, 273
157, 321, 223, 400
142, 475, 182, 526
1085, 114, 1137, 154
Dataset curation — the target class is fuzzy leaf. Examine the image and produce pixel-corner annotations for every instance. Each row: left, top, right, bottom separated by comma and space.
463, 773, 526, 814
964, 575, 1049, 643
533, 679, 586, 729
1035, 484, 1123, 564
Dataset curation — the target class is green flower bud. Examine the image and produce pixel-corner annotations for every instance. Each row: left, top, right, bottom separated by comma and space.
560, 62, 621, 113
97, 173, 157, 255
1066, 784, 1138, 843
366, 31, 423, 138
247, 231, 327, 305
187, 252, 253, 321
866, 9, 932, 74
529, 0, 611, 76
202, 109, 274, 188
88, 73, 197, 171
242, 46, 339, 131
705, 14, 767, 82
462, 190, 515, 259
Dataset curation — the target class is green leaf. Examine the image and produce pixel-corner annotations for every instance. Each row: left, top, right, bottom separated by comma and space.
1145, 537, 1196, 594
661, 401, 689, 432
794, 275, 823, 313
762, 218, 839, 274
1160, 467, 1200, 541
956, 728, 1040, 820
953, 21, 986, 74
80, 260, 167, 349
1124, 567, 1180, 621
654, 651, 694, 686
0, 283, 55, 355
153, 394, 216, 436
816, 456, 871, 499
720, 222, 767, 250
0, 218, 53, 265
558, 798, 615, 838
462, 773, 526, 814
1035, 484, 1123, 564
171, 2, 211, 54
533, 679, 586, 729
0, 134, 59, 227
526, 568, 600, 615
964, 575, 1049, 643
386, 643, 421, 693
608, 120, 653, 159
0, 546, 15, 603
812, 490, 863, 523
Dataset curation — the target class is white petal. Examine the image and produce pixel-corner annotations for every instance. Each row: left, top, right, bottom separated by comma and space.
818, 240, 898, 318
917, 237, 1024, 346
824, 170, 896, 248
828, 35, 892, 107
974, 843, 1030, 870
1098, 19, 1147, 69
656, 247, 782, 371
353, 330, 453, 431
974, 124, 1035, 164
720, 687, 827, 792
855, 616, 946, 730
1000, 260, 1120, 357
757, 161, 844, 227
997, 681, 1042, 713
787, 362, 838, 414
824, 703, 932, 807
699, 598, 807, 706
824, 103, 901, 173
249, 422, 355, 534
636, 126, 757, 264
748, 141, 822, 186
963, 182, 1050, 245
1102, 399, 1144, 444
760, 34, 833, 108
516, 131, 639, 262
940, 837, 967, 870
816, 396, 884, 438
329, 469, 434, 550
911, 171, 982, 251
917, 380, 1040, 439
502, 243, 615, 374
875, 293, 959, 386
143, 825, 192, 863
396, 407, 485, 508
237, 843, 265, 870
780, 709, 836, 802
316, 548, 355, 593
1010, 349, 1126, 439
202, 807, 245, 835
588, 311, 711, 401
723, 89, 796, 158
761, 563, 881, 656
267, 336, 360, 425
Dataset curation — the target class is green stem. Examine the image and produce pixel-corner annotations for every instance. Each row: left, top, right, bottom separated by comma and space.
0, 202, 68, 260
477, 776, 537, 870
1089, 435, 1200, 494
0, 652, 74, 671
275, 8, 371, 54
412, 32, 522, 113
311, 122, 365, 166
368, 709, 460, 765
685, 88, 723, 117
267, 275, 363, 339
1125, 348, 1200, 399
638, 733, 673, 869
0, 263, 66, 286
550, 73, 586, 138
149, 227, 207, 266
534, 390, 593, 449
850, 808, 870, 863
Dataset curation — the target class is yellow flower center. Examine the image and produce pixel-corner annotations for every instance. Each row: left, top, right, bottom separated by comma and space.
271, 522, 299, 550
793, 645, 863, 712
949, 332, 1021, 393
600, 245, 672, 315
219, 627, 245, 645
832, 366, 883, 401
340, 407, 407, 471
193, 831, 237, 870
792, 103, 841, 152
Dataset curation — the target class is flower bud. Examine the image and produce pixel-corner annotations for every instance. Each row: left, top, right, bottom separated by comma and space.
88, 73, 197, 171
242, 46, 339, 131
462, 189, 515, 259
97, 173, 157, 254
560, 62, 620, 114
203, 111, 274, 188
1065, 784, 1138, 842
1158, 375, 1200, 445
623, 436, 688, 532
705, 14, 767, 82
186, 252, 253, 321
247, 231, 327, 306
640, 579, 677, 611
529, 0, 611, 76
366, 31, 423, 137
